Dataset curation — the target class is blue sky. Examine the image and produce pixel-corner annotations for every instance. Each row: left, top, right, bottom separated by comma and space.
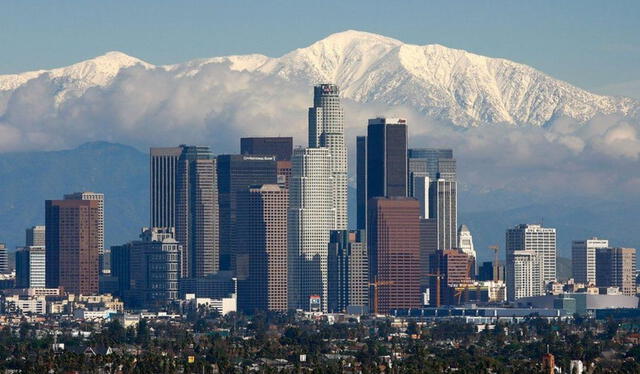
1, 0, 639, 95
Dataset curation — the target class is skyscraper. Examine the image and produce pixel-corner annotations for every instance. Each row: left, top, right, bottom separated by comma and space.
506, 224, 557, 283
458, 224, 476, 277
129, 227, 182, 308
45, 198, 100, 294
572, 237, 609, 285
216, 154, 278, 272
429, 179, 457, 251
64, 192, 104, 258
0, 243, 8, 274
15, 246, 46, 288
506, 224, 556, 301
596, 247, 636, 296
356, 136, 367, 230
308, 84, 348, 230
327, 230, 369, 313
25, 226, 45, 247
176, 146, 219, 278
408, 148, 454, 183
236, 184, 288, 313
429, 249, 472, 306
150, 147, 183, 228
240, 137, 293, 161
288, 147, 334, 311
507, 250, 541, 301
366, 118, 408, 199
368, 197, 421, 313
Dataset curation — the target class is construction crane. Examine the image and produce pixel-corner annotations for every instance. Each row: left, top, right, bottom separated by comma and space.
454, 256, 474, 304
425, 270, 444, 307
369, 277, 395, 315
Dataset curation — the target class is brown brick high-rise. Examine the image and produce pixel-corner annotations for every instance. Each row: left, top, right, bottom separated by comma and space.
368, 197, 421, 314
45, 199, 100, 294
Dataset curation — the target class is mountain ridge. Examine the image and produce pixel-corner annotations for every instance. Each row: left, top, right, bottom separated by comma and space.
1, 30, 637, 128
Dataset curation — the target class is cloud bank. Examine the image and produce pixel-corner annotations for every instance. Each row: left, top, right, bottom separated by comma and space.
0, 62, 639, 205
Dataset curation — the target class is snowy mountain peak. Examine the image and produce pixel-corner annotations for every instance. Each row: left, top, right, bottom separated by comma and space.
0, 31, 637, 127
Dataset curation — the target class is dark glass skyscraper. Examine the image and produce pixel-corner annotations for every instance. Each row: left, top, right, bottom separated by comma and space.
176, 146, 219, 278
327, 230, 368, 313
216, 154, 278, 272
150, 147, 183, 228
240, 137, 293, 161
356, 136, 367, 230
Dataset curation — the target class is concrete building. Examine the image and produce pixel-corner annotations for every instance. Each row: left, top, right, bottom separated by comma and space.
572, 238, 609, 285
308, 84, 348, 231
506, 224, 556, 299
368, 197, 421, 314
25, 225, 45, 247
240, 137, 293, 161
507, 250, 542, 301
150, 147, 183, 228
216, 154, 278, 272
0, 243, 7, 274
236, 184, 288, 313
15, 246, 46, 289
129, 227, 182, 308
45, 198, 100, 295
288, 147, 334, 312
176, 145, 219, 278
596, 247, 636, 296
458, 225, 476, 262
327, 230, 368, 313
64, 192, 104, 260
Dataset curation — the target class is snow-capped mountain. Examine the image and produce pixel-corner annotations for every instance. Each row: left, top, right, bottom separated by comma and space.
0, 30, 637, 127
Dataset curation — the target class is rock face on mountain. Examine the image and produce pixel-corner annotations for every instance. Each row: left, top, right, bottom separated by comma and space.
1, 30, 637, 127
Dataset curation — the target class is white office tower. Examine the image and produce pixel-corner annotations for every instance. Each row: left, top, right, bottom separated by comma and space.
64, 192, 104, 255
412, 175, 430, 218
507, 250, 542, 301
506, 224, 556, 301
429, 178, 457, 250
16, 246, 46, 288
308, 84, 347, 230
288, 147, 334, 312
572, 237, 609, 285
458, 224, 477, 259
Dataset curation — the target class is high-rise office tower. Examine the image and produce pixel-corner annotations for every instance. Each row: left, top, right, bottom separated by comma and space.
596, 247, 636, 296
506, 224, 557, 287
356, 136, 367, 230
368, 197, 421, 313
25, 225, 46, 247
15, 246, 46, 288
327, 230, 369, 313
45, 198, 101, 294
150, 147, 183, 228
429, 249, 472, 306
408, 149, 454, 181
419, 218, 438, 294
217, 154, 278, 272
507, 250, 542, 301
110, 243, 132, 298
0, 243, 8, 274
64, 192, 104, 258
308, 84, 348, 230
572, 237, 609, 285
429, 179, 457, 250
240, 137, 293, 161
176, 146, 219, 278
288, 147, 334, 311
129, 227, 182, 308
236, 184, 288, 313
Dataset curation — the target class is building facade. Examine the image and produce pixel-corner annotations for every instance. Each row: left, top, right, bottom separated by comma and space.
175, 146, 219, 278
45, 198, 101, 294
368, 197, 421, 314
572, 238, 609, 285
308, 84, 348, 231
506, 224, 556, 299
236, 184, 288, 313
25, 225, 46, 247
216, 154, 278, 272
240, 137, 293, 161
327, 230, 368, 313
596, 247, 636, 296
15, 246, 46, 288
288, 147, 334, 311
507, 250, 542, 301
150, 147, 183, 228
